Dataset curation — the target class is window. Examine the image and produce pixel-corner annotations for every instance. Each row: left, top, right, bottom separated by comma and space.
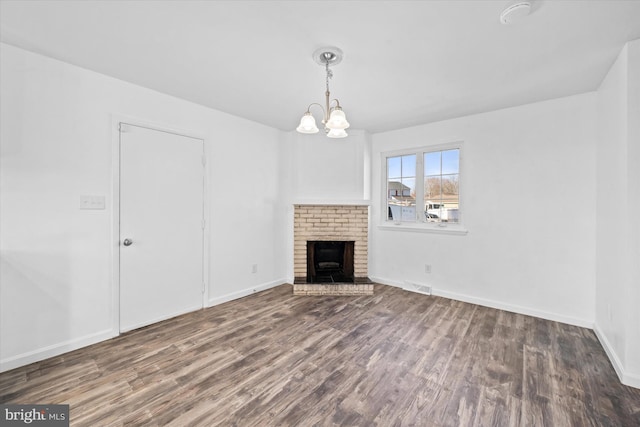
384, 143, 461, 226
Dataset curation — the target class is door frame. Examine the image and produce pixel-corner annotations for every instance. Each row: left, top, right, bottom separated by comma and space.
110, 114, 210, 334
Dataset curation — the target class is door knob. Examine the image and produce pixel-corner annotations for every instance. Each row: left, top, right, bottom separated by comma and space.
123, 238, 133, 246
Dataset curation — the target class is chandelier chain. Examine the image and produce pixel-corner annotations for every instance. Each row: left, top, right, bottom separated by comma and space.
325, 61, 333, 93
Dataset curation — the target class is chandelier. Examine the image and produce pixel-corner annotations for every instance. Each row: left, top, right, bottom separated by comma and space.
296, 47, 350, 138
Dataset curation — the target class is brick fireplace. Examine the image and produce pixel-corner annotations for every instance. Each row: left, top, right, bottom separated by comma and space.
293, 204, 373, 295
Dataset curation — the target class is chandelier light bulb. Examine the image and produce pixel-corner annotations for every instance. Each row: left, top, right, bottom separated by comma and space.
327, 128, 348, 138
296, 112, 319, 134
326, 108, 350, 130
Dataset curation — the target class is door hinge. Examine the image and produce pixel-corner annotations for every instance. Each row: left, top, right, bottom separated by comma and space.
201, 219, 206, 229
202, 154, 206, 166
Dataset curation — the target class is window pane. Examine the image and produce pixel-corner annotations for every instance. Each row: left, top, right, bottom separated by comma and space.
443, 175, 460, 222
401, 178, 415, 198
401, 205, 416, 221
424, 151, 441, 176
442, 175, 459, 217
387, 154, 417, 222
387, 156, 401, 179
387, 180, 397, 219
424, 158, 460, 223
387, 180, 399, 197
442, 174, 459, 201
425, 176, 441, 201
442, 149, 459, 175
402, 154, 416, 177
400, 177, 416, 222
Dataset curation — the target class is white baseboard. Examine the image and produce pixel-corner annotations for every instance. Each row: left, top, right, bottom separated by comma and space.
0, 328, 117, 373
370, 276, 594, 328
432, 288, 594, 329
594, 324, 640, 389
208, 278, 287, 307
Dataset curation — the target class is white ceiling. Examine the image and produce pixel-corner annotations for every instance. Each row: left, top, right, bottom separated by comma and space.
2, 0, 640, 133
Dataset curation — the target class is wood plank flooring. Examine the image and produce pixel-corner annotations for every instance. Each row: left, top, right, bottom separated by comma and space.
1, 284, 639, 426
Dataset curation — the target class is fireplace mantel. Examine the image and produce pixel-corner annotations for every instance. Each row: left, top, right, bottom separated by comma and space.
292, 199, 371, 206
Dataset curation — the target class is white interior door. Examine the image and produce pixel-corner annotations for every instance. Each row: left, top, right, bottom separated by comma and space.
119, 123, 204, 332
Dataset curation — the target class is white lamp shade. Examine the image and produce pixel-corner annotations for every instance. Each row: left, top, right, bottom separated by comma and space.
296, 113, 319, 134
326, 108, 350, 130
327, 128, 348, 139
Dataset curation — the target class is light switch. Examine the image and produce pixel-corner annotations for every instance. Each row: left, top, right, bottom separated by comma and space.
80, 195, 106, 210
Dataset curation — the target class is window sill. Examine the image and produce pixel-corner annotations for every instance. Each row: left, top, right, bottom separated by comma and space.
378, 222, 468, 235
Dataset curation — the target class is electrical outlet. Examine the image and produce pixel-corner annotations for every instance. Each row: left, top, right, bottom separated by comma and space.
425, 264, 432, 274
251, 264, 258, 274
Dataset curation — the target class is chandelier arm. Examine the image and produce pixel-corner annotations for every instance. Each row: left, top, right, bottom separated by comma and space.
329, 98, 342, 112
306, 102, 326, 116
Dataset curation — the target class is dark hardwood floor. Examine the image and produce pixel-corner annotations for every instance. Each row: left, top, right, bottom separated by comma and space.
1, 284, 639, 426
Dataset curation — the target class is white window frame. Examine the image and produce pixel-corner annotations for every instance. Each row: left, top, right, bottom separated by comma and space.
380, 141, 468, 235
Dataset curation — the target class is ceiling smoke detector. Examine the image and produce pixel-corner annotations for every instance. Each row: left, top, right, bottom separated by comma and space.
500, 0, 532, 25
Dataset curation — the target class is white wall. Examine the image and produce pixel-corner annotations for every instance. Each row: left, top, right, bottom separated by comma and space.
286, 129, 371, 203
0, 43, 287, 371
595, 39, 640, 388
370, 93, 597, 327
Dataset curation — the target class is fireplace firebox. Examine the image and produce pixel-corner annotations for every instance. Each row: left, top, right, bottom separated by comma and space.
306, 241, 355, 283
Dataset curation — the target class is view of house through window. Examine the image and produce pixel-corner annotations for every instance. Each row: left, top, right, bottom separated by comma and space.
386, 145, 460, 224
387, 154, 416, 221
